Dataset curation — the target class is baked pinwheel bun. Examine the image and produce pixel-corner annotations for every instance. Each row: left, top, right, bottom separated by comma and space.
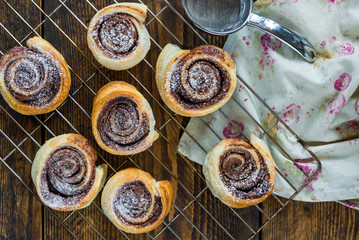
203, 135, 276, 208
101, 168, 173, 233
0, 37, 71, 115
156, 44, 237, 117
87, 3, 150, 70
31, 134, 108, 211
92, 81, 159, 155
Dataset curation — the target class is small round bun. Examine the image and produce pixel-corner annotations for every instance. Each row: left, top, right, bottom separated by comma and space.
0, 37, 71, 115
92, 81, 158, 155
31, 133, 108, 211
87, 3, 150, 70
156, 44, 237, 117
101, 168, 173, 233
203, 135, 276, 208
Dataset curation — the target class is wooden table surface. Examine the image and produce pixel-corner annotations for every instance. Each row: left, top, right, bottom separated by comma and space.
0, 0, 358, 239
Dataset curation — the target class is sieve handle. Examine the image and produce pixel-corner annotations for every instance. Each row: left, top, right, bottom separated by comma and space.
247, 12, 316, 63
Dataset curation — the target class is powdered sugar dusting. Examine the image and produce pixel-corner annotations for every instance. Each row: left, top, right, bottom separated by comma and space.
97, 97, 150, 151
1, 46, 62, 107
91, 13, 139, 58
113, 180, 162, 226
184, 61, 221, 102
219, 145, 271, 200
39, 146, 96, 209
168, 47, 232, 110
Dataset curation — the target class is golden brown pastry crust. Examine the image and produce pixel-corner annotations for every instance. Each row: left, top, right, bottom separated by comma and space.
0, 37, 71, 115
87, 3, 150, 70
156, 44, 237, 117
203, 135, 276, 208
31, 134, 108, 211
101, 168, 173, 234
91, 81, 158, 155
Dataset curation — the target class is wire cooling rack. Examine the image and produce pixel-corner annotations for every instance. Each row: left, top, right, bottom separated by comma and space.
0, 0, 322, 239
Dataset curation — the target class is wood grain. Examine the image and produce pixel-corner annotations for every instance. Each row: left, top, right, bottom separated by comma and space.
0, 0, 43, 239
262, 197, 359, 240
0, 0, 358, 240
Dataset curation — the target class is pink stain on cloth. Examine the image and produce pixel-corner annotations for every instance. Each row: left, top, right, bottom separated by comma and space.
259, 51, 274, 71
279, 0, 298, 5
259, 33, 282, 71
327, 94, 346, 116
326, 0, 343, 5
260, 33, 282, 52
294, 158, 322, 192
336, 43, 355, 57
223, 121, 245, 139
334, 73, 352, 91
278, 103, 301, 126
346, 120, 359, 135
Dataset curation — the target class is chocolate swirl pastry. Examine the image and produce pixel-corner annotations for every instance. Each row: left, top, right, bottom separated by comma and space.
92, 81, 158, 155
0, 37, 71, 115
87, 3, 150, 70
31, 134, 108, 211
203, 135, 276, 208
101, 168, 172, 233
156, 44, 237, 117
92, 13, 138, 58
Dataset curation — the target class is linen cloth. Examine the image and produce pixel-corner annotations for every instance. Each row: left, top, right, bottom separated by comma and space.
178, 0, 359, 210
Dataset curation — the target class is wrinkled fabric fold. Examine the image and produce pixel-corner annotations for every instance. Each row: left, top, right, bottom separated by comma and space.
178, 0, 359, 210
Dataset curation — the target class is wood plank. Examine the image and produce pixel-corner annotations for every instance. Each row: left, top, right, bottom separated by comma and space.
0, 0, 358, 240
0, 1, 43, 239
262, 198, 359, 239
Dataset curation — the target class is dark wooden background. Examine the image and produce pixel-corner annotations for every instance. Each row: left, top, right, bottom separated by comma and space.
0, 0, 358, 239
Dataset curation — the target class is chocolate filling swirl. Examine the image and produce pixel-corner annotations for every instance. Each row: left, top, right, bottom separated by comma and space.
113, 181, 162, 227
92, 13, 139, 58
40, 146, 95, 206
97, 97, 150, 151
1, 47, 61, 106
219, 145, 271, 200
171, 46, 231, 109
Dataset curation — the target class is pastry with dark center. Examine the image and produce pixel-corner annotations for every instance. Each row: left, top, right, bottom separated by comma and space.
92, 81, 158, 155
156, 44, 237, 116
31, 134, 108, 211
87, 3, 150, 70
0, 37, 71, 115
203, 135, 276, 208
101, 168, 173, 233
